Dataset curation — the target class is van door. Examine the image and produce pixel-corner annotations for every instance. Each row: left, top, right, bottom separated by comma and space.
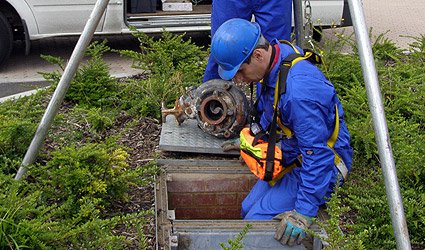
24, 0, 106, 36
125, 0, 211, 33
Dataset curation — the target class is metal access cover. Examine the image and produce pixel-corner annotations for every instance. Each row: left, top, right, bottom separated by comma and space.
159, 115, 239, 155
173, 220, 308, 250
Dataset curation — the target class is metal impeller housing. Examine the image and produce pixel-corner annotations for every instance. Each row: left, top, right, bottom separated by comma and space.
194, 79, 249, 138
161, 79, 249, 139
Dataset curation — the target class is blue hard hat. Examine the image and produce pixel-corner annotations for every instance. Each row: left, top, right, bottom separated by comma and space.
211, 18, 261, 80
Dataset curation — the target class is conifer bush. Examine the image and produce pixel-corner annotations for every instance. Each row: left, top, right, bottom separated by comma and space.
0, 39, 161, 248
117, 29, 208, 119
320, 32, 425, 249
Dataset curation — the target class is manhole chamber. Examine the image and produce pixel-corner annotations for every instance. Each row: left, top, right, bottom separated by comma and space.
155, 159, 324, 250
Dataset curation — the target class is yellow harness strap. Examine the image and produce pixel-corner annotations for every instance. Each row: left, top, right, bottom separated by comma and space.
327, 106, 343, 166
267, 41, 344, 185
268, 155, 301, 186
269, 105, 342, 186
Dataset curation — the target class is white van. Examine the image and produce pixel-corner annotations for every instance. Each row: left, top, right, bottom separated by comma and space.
0, 0, 352, 67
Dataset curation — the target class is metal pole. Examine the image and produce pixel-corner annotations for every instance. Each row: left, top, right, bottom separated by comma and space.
293, 0, 304, 47
347, 0, 411, 249
15, 0, 110, 180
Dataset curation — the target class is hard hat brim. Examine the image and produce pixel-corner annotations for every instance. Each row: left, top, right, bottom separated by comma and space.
218, 64, 240, 81
212, 19, 261, 81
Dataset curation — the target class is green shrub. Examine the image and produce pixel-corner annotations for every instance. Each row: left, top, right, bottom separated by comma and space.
0, 156, 21, 175
121, 29, 207, 84
41, 41, 119, 108
314, 182, 367, 250
0, 172, 154, 249
0, 115, 36, 159
219, 223, 252, 250
320, 32, 425, 248
407, 34, 425, 60
27, 142, 155, 219
0, 90, 49, 167
72, 106, 117, 133
117, 29, 208, 118
57, 212, 152, 249
67, 41, 118, 107
0, 143, 158, 248
0, 174, 61, 249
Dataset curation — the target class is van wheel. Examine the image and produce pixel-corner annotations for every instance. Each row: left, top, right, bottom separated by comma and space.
0, 12, 13, 68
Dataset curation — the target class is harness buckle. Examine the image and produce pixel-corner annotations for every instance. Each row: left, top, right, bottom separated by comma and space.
336, 160, 349, 180
250, 122, 262, 136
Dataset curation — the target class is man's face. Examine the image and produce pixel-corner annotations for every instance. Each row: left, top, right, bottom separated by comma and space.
233, 49, 268, 84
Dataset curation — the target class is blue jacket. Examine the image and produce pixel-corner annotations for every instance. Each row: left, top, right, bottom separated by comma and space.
256, 39, 353, 217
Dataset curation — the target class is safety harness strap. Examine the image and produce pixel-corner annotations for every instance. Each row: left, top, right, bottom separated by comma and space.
264, 53, 308, 181
265, 41, 348, 183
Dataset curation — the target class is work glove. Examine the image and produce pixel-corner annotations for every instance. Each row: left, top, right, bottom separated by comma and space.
221, 138, 240, 152
273, 210, 313, 246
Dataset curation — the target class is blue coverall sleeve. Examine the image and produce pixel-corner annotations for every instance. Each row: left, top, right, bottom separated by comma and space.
283, 94, 337, 217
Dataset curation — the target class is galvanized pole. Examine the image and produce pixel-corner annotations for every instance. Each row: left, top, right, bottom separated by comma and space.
347, 0, 411, 249
15, 0, 111, 180
293, 0, 304, 47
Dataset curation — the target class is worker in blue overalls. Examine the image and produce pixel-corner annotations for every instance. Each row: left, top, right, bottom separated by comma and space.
211, 18, 353, 246
203, 0, 292, 82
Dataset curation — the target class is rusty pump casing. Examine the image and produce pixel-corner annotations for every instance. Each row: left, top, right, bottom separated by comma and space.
161, 79, 249, 139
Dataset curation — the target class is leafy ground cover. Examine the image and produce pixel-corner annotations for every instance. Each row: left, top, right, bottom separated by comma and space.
319, 32, 425, 249
0, 30, 424, 249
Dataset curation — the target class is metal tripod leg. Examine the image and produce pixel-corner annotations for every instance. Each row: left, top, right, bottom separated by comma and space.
347, 0, 411, 248
293, 0, 304, 47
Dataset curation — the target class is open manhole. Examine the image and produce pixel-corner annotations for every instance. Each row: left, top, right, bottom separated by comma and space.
155, 159, 325, 250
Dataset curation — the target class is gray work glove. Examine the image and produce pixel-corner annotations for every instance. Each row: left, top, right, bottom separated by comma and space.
221, 138, 240, 152
273, 210, 313, 246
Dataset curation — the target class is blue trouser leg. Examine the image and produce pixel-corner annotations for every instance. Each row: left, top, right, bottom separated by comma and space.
242, 167, 339, 219
203, 0, 252, 82
242, 171, 300, 220
241, 179, 271, 218
203, 0, 293, 83
253, 0, 292, 41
